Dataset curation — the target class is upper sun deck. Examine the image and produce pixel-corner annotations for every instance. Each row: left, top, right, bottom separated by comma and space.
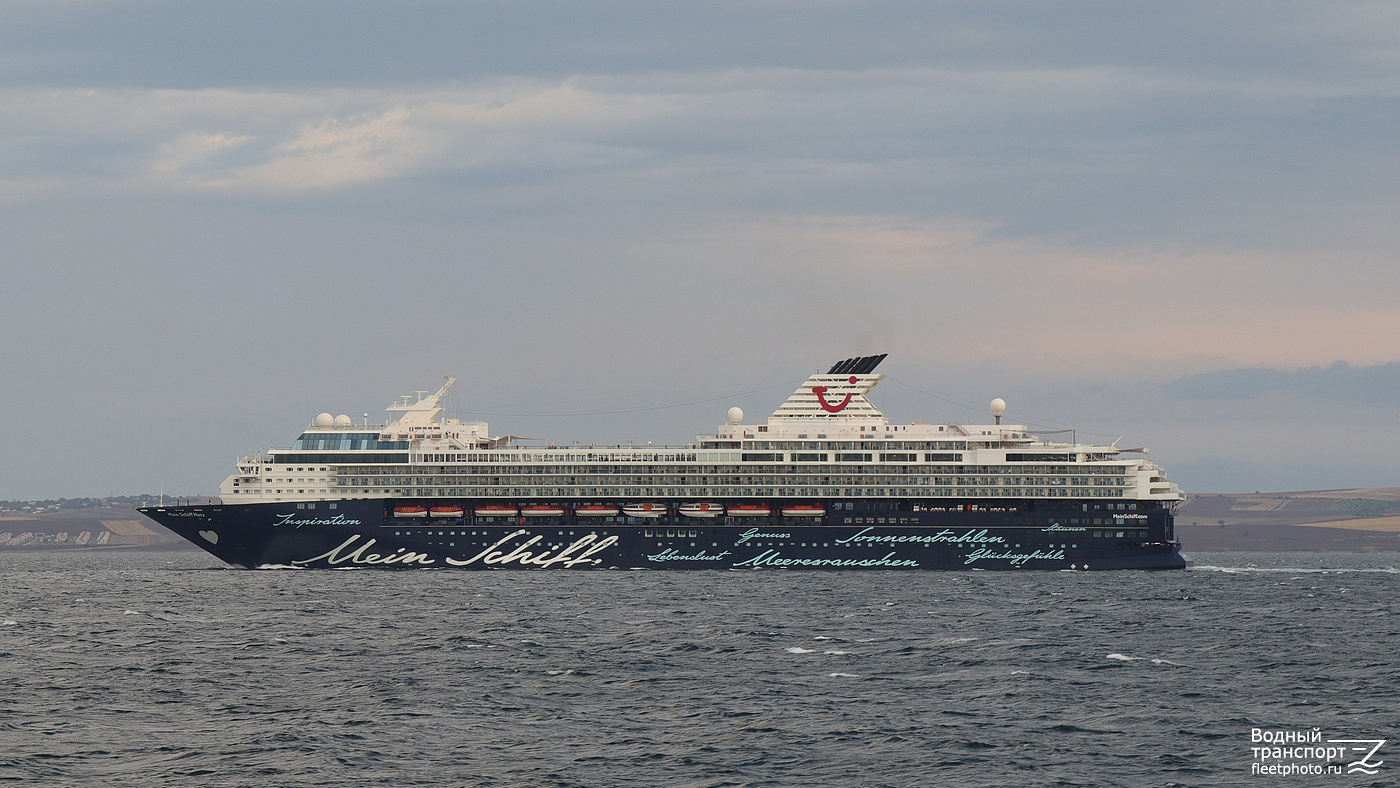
288, 376, 499, 451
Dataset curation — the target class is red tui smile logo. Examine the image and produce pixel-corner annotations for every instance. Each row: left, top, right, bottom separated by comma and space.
813, 376, 860, 413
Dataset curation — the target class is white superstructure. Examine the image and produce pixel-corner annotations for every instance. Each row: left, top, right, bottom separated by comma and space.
218, 358, 1183, 505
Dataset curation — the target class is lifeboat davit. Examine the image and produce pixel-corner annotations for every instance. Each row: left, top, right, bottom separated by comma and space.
575, 504, 621, 517
622, 503, 667, 518
679, 502, 725, 518
781, 505, 826, 517
728, 504, 772, 517
393, 505, 429, 518
474, 505, 518, 518
429, 506, 466, 518
521, 505, 566, 517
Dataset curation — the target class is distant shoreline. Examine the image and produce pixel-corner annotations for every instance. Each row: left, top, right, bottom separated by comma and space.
1174, 488, 1400, 552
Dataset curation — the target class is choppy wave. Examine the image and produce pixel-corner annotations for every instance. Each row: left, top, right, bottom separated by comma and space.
0, 549, 1393, 787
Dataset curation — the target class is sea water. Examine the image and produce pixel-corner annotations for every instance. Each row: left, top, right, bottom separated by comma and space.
0, 550, 1395, 787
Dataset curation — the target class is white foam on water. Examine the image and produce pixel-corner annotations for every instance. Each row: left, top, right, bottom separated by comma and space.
1, 619, 17, 626
1190, 565, 1397, 574
786, 647, 815, 654
823, 650, 850, 655
1108, 653, 1187, 666
826, 672, 859, 678
813, 636, 832, 640
1010, 670, 1029, 675
122, 610, 142, 615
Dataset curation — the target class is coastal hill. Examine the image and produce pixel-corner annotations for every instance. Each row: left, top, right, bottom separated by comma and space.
1176, 488, 1400, 552
2, 491, 1398, 554
0, 497, 209, 551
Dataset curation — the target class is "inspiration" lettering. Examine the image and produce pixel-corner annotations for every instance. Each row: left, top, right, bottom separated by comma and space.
272, 513, 363, 528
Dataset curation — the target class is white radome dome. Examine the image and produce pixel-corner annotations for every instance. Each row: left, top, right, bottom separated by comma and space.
314, 412, 334, 427
990, 398, 1006, 417
334, 414, 353, 427
727, 406, 744, 424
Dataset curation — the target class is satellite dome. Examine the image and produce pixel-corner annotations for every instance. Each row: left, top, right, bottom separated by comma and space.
990, 398, 1006, 417
334, 414, 353, 427
314, 412, 334, 428
727, 406, 744, 424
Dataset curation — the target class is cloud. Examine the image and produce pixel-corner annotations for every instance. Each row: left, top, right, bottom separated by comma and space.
0, 83, 700, 196
3, 55, 1398, 201
1165, 361, 1400, 405
215, 108, 436, 191
3, 4, 1400, 498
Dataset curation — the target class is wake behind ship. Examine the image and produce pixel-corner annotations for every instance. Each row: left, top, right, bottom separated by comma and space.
139, 355, 1185, 570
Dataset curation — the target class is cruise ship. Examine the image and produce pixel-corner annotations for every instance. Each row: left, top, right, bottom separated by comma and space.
138, 355, 1186, 570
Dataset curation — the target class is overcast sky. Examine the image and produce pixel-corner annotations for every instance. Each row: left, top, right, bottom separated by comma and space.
3, 1, 1399, 499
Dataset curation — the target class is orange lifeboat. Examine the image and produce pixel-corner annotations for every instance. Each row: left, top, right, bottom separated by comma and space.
521, 505, 566, 517
728, 504, 772, 517
622, 503, 667, 518
679, 502, 725, 518
575, 504, 621, 517
429, 506, 466, 518
393, 505, 429, 518
781, 505, 826, 517
474, 505, 518, 518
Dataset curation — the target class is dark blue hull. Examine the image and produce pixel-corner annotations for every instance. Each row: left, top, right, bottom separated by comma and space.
138, 499, 1184, 570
